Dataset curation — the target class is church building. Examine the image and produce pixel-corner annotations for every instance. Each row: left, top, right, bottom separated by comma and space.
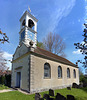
11, 10, 79, 93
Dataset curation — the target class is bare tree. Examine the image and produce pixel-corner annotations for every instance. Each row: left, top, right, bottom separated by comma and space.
0, 50, 7, 71
0, 29, 9, 44
0, 29, 9, 70
43, 32, 66, 57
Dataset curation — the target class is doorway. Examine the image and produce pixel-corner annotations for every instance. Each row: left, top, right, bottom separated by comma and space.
16, 72, 21, 88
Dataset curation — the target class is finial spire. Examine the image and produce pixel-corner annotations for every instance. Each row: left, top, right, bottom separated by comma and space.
28, 6, 31, 13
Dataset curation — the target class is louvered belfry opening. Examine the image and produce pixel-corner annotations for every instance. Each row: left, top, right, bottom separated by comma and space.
28, 19, 34, 28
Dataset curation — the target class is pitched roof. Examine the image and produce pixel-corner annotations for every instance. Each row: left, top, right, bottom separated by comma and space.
33, 47, 77, 67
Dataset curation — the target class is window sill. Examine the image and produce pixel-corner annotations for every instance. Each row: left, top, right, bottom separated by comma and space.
58, 77, 62, 79
44, 77, 51, 79
67, 77, 71, 79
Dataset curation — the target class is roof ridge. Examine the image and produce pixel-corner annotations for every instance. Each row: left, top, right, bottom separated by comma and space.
37, 47, 72, 62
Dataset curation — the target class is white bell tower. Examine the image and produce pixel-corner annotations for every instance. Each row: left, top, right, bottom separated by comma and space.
19, 11, 38, 47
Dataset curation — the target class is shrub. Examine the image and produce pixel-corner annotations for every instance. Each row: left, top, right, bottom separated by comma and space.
1, 75, 5, 85
5, 74, 11, 87
0, 74, 11, 87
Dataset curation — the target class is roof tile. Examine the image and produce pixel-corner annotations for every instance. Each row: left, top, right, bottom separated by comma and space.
34, 47, 77, 67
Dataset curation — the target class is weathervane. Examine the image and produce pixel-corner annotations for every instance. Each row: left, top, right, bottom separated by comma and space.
28, 6, 31, 13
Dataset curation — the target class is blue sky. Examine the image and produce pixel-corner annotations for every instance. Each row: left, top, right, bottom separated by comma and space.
0, 0, 86, 72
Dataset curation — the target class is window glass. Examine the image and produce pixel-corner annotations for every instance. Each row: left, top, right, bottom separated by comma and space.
67, 68, 70, 78
28, 19, 34, 29
22, 19, 25, 26
44, 63, 51, 78
73, 69, 76, 78
58, 66, 62, 78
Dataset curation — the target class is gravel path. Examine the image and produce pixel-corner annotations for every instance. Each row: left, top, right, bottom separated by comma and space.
17, 89, 30, 95
0, 88, 30, 95
0, 89, 14, 93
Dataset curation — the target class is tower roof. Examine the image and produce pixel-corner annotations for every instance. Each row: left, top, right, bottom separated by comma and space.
20, 10, 38, 22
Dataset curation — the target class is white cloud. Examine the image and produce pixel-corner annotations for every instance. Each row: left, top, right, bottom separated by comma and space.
85, 6, 87, 10
47, 0, 76, 33
73, 49, 81, 54
81, 41, 85, 44
3, 52, 13, 60
2, 52, 13, 70
73, 41, 86, 55
78, 19, 81, 22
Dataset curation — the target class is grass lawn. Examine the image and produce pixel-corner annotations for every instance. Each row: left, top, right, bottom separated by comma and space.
0, 88, 87, 100
0, 84, 9, 90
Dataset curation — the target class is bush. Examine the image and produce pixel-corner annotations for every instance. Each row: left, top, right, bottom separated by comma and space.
1, 76, 5, 85
5, 74, 11, 87
0, 84, 9, 90
80, 74, 86, 83
0, 75, 11, 87
80, 74, 87, 87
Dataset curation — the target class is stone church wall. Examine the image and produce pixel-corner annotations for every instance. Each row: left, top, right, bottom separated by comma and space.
11, 54, 30, 92
13, 44, 29, 60
30, 54, 79, 93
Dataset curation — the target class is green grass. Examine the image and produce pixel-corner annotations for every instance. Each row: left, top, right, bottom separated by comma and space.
0, 88, 87, 100
0, 84, 9, 90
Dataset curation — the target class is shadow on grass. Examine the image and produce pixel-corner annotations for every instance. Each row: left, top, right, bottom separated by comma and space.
80, 87, 87, 93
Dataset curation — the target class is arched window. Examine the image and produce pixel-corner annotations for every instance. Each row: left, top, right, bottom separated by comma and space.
58, 66, 62, 78
44, 63, 51, 78
22, 19, 25, 26
28, 19, 34, 29
67, 68, 70, 78
73, 69, 76, 78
